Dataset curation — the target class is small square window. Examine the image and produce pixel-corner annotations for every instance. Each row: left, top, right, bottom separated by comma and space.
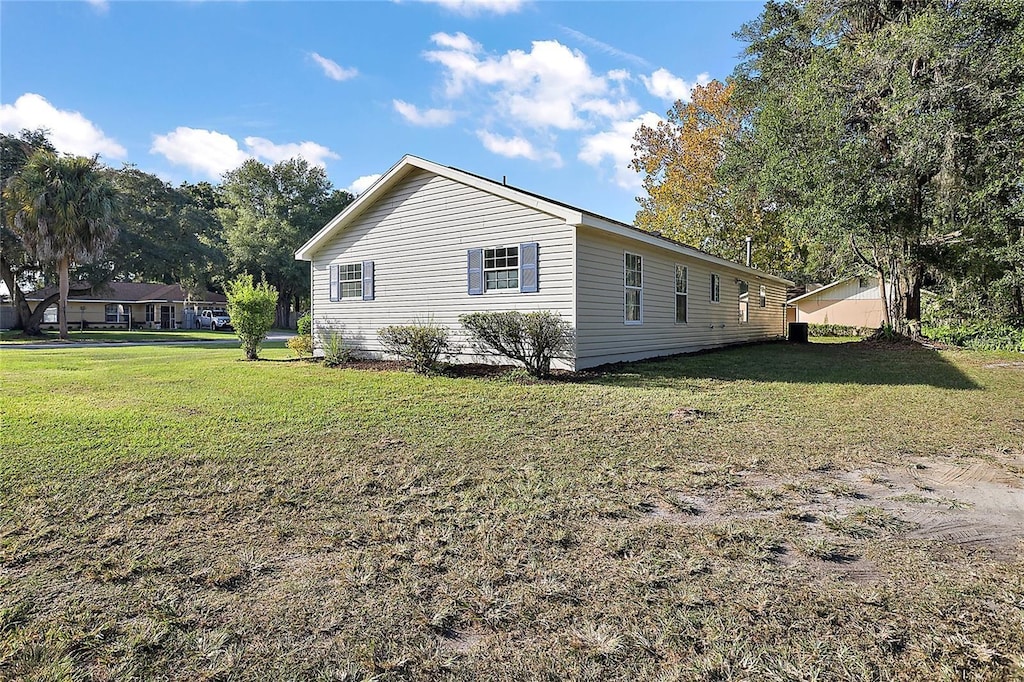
484, 246, 520, 291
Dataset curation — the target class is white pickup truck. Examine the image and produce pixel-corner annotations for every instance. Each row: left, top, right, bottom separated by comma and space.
198, 309, 232, 331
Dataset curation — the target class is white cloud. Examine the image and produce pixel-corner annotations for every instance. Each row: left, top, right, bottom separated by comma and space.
579, 98, 640, 121
310, 52, 358, 81
150, 128, 249, 178
641, 68, 711, 103
425, 37, 609, 130
429, 31, 480, 53
392, 100, 457, 127
476, 130, 561, 166
151, 127, 340, 179
243, 137, 340, 167
0, 93, 126, 159
578, 112, 662, 189
347, 174, 382, 195
419, 0, 524, 16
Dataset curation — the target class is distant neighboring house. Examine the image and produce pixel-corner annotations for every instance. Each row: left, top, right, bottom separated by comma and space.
786, 275, 886, 328
25, 282, 226, 331
295, 155, 794, 370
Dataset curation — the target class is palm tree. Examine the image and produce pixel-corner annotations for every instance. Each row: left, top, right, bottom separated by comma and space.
5, 151, 117, 339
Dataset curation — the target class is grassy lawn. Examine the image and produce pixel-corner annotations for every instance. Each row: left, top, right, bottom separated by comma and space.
1, 340, 1022, 679
0, 329, 238, 344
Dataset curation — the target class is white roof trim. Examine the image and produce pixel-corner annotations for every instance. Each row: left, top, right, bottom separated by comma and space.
787, 276, 863, 304
294, 154, 793, 287
295, 155, 582, 260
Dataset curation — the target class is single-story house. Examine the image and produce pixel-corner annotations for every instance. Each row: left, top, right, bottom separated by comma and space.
786, 275, 886, 328
295, 155, 794, 370
26, 282, 227, 331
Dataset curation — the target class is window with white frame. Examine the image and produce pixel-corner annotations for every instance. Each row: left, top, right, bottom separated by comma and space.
484, 246, 519, 291
738, 280, 749, 323
105, 304, 129, 323
710, 273, 720, 302
340, 263, 363, 299
43, 305, 57, 323
675, 265, 688, 323
759, 285, 767, 308
624, 252, 643, 324
145, 304, 155, 322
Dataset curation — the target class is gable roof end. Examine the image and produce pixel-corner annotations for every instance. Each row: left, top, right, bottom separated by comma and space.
294, 155, 583, 261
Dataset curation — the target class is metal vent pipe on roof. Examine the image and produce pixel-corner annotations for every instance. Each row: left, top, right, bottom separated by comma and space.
745, 236, 752, 267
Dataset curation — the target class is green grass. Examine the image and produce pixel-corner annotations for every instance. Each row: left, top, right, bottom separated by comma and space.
0, 329, 237, 344
1, 341, 1022, 679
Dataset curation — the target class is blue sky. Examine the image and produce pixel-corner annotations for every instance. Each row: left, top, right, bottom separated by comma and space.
1, 0, 763, 224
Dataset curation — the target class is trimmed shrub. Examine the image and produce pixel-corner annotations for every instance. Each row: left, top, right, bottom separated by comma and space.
318, 329, 354, 367
807, 323, 873, 338
287, 333, 313, 357
378, 323, 450, 374
225, 274, 277, 360
459, 311, 572, 378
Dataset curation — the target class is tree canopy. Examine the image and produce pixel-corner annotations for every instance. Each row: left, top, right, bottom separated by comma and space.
5, 149, 117, 338
633, 0, 1024, 332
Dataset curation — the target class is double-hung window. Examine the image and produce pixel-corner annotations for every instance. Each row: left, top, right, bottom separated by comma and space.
340, 263, 363, 299
624, 252, 643, 324
759, 285, 767, 308
484, 246, 518, 291
738, 280, 749, 323
710, 273, 720, 303
675, 265, 688, 323
145, 304, 155, 322
330, 261, 374, 301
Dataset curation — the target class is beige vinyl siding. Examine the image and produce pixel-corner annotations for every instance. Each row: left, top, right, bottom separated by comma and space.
310, 169, 576, 367
574, 226, 787, 368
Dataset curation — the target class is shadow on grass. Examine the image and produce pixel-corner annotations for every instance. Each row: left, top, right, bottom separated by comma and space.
595, 340, 980, 390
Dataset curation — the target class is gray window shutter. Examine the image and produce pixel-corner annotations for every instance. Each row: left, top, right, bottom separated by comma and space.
329, 265, 339, 302
519, 242, 538, 293
467, 248, 484, 295
362, 261, 374, 301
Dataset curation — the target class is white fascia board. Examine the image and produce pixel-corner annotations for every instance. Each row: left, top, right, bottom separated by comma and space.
786, 276, 858, 304
579, 214, 794, 286
295, 155, 582, 261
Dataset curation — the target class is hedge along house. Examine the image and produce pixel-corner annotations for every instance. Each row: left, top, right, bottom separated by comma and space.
295, 156, 793, 371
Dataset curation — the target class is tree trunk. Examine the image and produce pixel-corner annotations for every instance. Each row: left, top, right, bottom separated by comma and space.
58, 257, 70, 340
275, 290, 291, 330
1, 255, 35, 333
904, 264, 924, 338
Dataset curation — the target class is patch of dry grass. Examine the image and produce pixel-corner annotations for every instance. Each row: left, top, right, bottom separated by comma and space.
1, 341, 1022, 679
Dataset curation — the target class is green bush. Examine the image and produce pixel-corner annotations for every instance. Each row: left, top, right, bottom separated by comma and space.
459, 311, 572, 378
286, 333, 313, 357
225, 274, 278, 360
296, 313, 312, 336
318, 329, 354, 367
923, 322, 1024, 352
377, 323, 450, 374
